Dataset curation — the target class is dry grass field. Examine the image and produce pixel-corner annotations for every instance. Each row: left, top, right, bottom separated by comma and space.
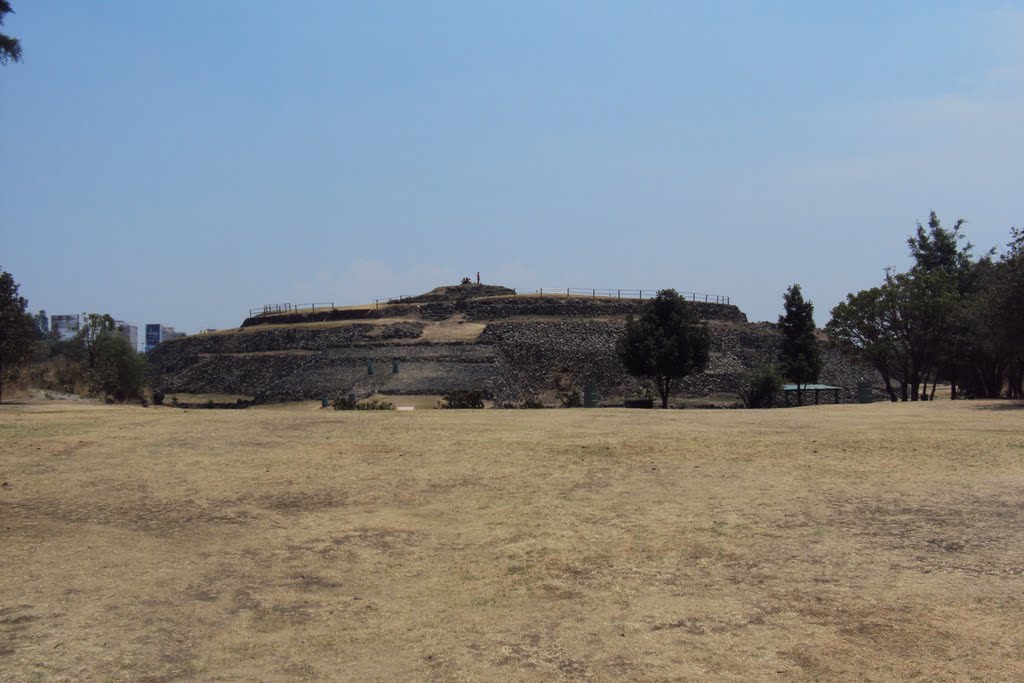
1, 400, 1023, 681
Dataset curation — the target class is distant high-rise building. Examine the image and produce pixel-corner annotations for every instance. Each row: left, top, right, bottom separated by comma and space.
146, 324, 171, 351
115, 321, 138, 352
51, 314, 80, 341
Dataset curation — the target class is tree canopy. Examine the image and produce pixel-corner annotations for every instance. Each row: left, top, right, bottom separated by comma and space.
0, 1, 22, 66
616, 289, 710, 408
827, 212, 1023, 401
778, 284, 822, 406
0, 268, 36, 403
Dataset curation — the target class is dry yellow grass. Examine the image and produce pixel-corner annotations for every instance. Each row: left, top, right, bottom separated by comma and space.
1, 400, 1022, 681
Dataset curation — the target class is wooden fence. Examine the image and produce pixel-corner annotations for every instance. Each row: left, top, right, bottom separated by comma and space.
249, 287, 731, 317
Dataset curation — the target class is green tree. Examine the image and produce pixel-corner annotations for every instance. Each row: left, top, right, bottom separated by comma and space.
778, 284, 822, 406
973, 227, 1024, 398
828, 213, 1021, 401
1006, 229, 1024, 398
0, 268, 36, 403
882, 270, 959, 401
89, 332, 148, 402
907, 211, 975, 277
31, 310, 49, 339
80, 313, 116, 369
906, 211, 987, 399
616, 289, 710, 409
0, 1, 21, 65
826, 286, 901, 402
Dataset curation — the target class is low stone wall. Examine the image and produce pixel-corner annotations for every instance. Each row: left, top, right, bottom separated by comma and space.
463, 297, 747, 323
152, 323, 422, 358
242, 308, 374, 327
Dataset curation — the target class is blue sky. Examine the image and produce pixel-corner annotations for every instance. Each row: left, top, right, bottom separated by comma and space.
2, 1, 1022, 332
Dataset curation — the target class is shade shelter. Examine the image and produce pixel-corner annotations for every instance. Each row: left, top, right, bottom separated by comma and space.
782, 383, 842, 406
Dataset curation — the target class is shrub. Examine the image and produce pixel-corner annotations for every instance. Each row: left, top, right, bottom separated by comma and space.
332, 395, 357, 410
333, 396, 394, 410
557, 387, 582, 408
88, 332, 148, 402
520, 396, 545, 409
358, 399, 394, 410
442, 389, 485, 409
737, 366, 783, 408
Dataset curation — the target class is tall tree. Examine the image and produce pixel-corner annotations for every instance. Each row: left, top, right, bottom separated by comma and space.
826, 287, 901, 402
0, 268, 36, 403
989, 227, 1024, 398
881, 269, 958, 401
80, 313, 116, 370
829, 213, 1022, 401
906, 211, 987, 398
616, 289, 710, 408
0, 1, 22, 66
778, 284, 822, 406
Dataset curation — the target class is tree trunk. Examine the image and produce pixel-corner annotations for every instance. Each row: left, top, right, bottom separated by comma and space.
884, 377, 898, 402
0, 357, 4, 405
900, 381, 908, 402
1010, 366, 1023, 400
656, 377, 670, 409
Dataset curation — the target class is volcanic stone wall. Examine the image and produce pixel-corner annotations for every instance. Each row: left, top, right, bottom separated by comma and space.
461, 297, 747, 323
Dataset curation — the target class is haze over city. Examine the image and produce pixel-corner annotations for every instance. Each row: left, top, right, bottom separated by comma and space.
3, 1, 1022, 332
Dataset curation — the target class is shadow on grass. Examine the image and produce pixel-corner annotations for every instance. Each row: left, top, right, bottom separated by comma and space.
968, 400, 1024, 411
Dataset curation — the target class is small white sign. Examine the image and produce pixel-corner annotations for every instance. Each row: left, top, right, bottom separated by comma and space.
396, 406, 415, 411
